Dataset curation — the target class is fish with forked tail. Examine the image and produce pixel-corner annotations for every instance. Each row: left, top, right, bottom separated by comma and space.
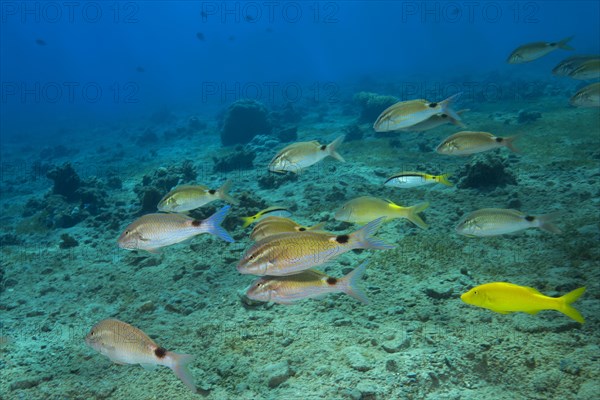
86, 319, 197, 392
461, 283, 585, 323
269, 135, 345, 174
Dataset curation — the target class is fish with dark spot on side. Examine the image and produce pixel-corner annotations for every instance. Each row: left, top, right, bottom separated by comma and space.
250, 216, 326, 241
237, 217, 394, 276
246, 260, 370, 304
158, 180, 238, 212
456, 208, 561, 237
269, 135, 345, 174
436, 131, 519, 156
373, 93, 463, 132
85, 319, 197, 392
507, 36, 574, 64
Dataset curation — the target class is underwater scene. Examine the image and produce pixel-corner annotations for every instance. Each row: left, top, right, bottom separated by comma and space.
1, 1, 599, 399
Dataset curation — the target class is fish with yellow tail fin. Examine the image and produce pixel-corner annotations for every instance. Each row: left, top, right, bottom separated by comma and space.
268, 135, 345, 174
85, 319, 197, 392
461, 283, 586, 323
334, 196, 429, 229
250, 216, 326, 241
384, 172, 453, 188
240, 206, 291, 228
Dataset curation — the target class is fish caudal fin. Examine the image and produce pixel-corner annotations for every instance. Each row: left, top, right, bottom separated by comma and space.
217, 179, 239, 205
536, 212, 562, 234
406, 202, 429, 229
350, 217, 395, 250
339, 260, 370, 304
439, 92, 463, 122
204, 205, 234, 242
503, 135, 521, 153
556, 36, 575, 51
240, 216, 254, 228
558, 287, 586, 323
166, 352, 197, 393
436, 173, 453, 187
327, 135, 346, 162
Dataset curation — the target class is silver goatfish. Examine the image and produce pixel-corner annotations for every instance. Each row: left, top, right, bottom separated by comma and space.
157, 180, 238, 212
246, 260, 369, 304
118, 205, 234, 252
507, 36, 574, 64
237, 217, 394, 276
269, 135, 345, 174
373, 93, 462, 132
436, 131, 519, 156
456, 208, 561, 237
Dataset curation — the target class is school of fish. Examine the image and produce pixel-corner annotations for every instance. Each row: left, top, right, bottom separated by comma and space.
84, 35, 595, 393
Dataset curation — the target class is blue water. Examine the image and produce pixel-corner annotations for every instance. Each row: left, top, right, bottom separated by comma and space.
1, 1, 599, 399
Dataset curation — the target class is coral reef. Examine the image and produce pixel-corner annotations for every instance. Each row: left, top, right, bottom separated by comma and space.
457, 153, 518, 189
134, 161, 197, 213
517, 109, 542, 124
46, 163, 82, 201
353, 91, 397, 122
213, 147, 256, 173
220, 100, 272, 146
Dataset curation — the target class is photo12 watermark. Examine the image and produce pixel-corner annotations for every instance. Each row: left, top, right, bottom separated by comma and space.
399, 1, 540, 24
199, 1, 340, 24
1, 1, 140, 24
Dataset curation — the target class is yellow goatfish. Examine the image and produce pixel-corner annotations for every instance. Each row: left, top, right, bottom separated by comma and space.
240, 206, 291, 228
157, 180, 238, 213
384, 172, 452, 188
250, 216, 326, 241
570, 82, 600, 108
268, 135, 345, 174
86, 319, 197, 392
334, 196, 429, 229
507, 36, 574, 64
461, 282, 586, 323
373, 93, 463, 132
436, 131, 519, 156
246, 260, 369, 305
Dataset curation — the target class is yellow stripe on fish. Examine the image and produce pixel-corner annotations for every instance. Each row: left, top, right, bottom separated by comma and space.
239, 206, 292, 228
461, 282, 586, 323
384, 172, 452, 188
237, 217, 394, 276
86, 319, 197, 392
334, 196, 429, 229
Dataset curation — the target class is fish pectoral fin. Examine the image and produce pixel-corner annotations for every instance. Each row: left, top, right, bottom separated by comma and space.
140, 363, 157, 371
